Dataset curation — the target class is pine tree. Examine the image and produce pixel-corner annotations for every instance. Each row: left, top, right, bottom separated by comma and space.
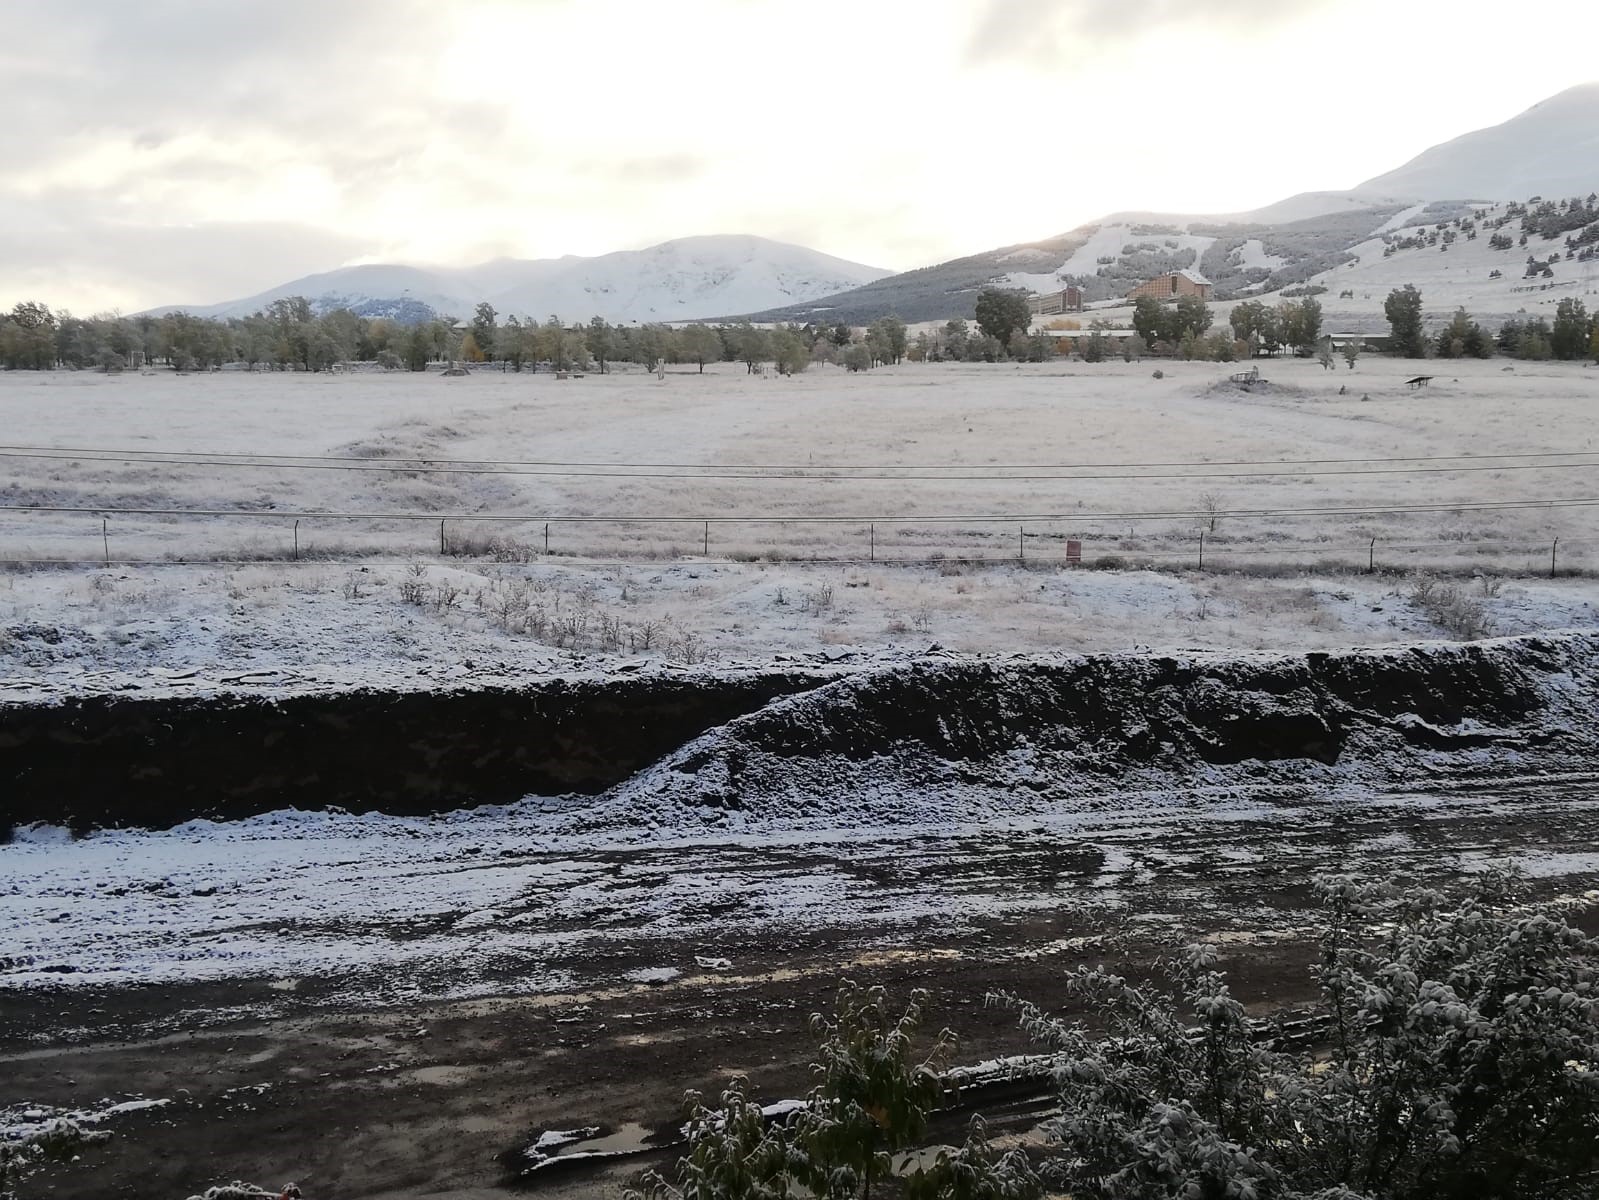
471, 302, 498, 362
1384, 284, 1426, 357
1550, 298, 1589, 360
973, 288, 1030, 350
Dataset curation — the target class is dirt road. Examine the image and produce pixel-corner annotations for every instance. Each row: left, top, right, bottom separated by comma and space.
6, 778, 1597, 1199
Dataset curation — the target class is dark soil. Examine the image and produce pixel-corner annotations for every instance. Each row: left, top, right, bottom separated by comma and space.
7, 787, 1597, 1200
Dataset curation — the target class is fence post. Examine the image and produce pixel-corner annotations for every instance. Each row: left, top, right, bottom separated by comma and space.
1019, 525, 1025, 562
704, 521, 709, 557
102, 516, 110, 566
293, 519, 300, 561
1368, 537, 1377, 574
1551, 537, 1559, 579
1198, 530, 1205, 571
544, 522, 549, 555
439, 519, 446, 556
870, 522, 875, 563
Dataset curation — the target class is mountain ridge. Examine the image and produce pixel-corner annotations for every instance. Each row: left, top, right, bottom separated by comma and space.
1357, 83, 1599, 201
731, 82, 1599, 324
149, 82, 1599, 328
148, 235, 891, 324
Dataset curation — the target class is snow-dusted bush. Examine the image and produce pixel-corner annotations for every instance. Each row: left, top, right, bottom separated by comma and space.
1, 1119, 110, 1200
628, 984, 1034, 1200
183, 1183, 300, 1200
999, 872, 1599, 1200
1409, 575, 1492, 640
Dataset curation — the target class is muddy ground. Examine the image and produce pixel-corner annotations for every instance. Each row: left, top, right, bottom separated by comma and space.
6, 779, 1598, 1200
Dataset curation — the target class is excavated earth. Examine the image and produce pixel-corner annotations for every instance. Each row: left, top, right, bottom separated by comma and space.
4, 632, 1599, 1199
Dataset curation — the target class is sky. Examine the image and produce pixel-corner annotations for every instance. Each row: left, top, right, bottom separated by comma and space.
3, 0, 1597, 314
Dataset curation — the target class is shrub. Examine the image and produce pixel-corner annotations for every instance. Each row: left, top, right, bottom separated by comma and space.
2, 1118, 111, 1199
998, 872, 1599, 1200
1409, 575, 1492, 640
627, 985, 1033, 1200
633, 875, 1599, 1200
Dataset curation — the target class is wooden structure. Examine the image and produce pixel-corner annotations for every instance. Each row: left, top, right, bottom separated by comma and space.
1125, 269, 1212, 302
1405, 375, 1434, 389
1229, 366, 1263, 389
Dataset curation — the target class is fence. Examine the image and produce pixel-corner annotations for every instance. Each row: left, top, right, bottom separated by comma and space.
5, 443, 1598, 578
3, 506, 1589, 580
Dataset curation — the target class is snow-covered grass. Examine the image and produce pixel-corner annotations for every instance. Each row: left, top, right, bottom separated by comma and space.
7, 358, 1599, 563
0, 771, 1584, 1000
8, 558, 1599, 693
3, 358, 1599, 685
1303, 198, 1599, 325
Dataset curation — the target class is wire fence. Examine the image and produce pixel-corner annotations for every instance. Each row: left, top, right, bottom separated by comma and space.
4, 443, 1595, 579
3, 507, 1589, 580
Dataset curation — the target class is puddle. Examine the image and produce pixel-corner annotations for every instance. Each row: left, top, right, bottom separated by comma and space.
564, 1122, 653, 1155
517, 1120, 664, 1176
407, 1064, 477, 1086
459, 1114, 511, 1134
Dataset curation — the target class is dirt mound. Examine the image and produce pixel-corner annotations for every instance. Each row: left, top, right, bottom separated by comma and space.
1200, 376, 1315, 399
0, 665, 847, 836
612, 633, 1599, 828
7, 633, 1598, 839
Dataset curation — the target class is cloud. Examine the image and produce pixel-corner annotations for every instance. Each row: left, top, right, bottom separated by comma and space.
584, 155, 710, 185
0, 1, 528, 305
966, 0, 1336, 66
0, 206, 374, 315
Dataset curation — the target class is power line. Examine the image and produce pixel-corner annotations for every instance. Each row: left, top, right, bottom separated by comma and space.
5, 441, 1599, 473
6, 495, 1599, 524
7, 447, 1599, 483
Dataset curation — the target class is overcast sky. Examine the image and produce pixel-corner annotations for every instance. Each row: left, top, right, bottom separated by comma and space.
4, 0, 1596, 313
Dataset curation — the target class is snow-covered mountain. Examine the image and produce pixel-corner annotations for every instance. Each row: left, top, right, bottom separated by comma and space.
745, 83, 1599, 325
1356, 83, 1599, 201
150, 235, 890, 324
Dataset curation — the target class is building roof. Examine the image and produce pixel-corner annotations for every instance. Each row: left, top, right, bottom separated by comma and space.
1123, 269, 1212, 297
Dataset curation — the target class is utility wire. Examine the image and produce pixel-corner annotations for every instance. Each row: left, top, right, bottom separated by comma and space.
7, 496, 1599, 524
6, 448, 1599, 483
4, 442, 1599, 473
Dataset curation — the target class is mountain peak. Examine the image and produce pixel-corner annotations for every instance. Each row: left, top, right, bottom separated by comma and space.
1357, 81, 1599, 201
152, 235, 891, 323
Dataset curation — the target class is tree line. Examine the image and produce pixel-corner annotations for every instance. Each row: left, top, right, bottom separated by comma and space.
1383, 285, 1599, 361
3, 284, 1597, 374
0, 297, 918, 376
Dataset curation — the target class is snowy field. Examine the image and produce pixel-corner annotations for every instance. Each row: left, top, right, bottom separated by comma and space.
3, 356, 1599, 684
7, 359, 1599, 1199
7, 775, 1598, 1005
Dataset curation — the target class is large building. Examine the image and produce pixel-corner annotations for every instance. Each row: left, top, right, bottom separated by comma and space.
1027, 286, 1083, 315
1125, 269, 1212, 302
